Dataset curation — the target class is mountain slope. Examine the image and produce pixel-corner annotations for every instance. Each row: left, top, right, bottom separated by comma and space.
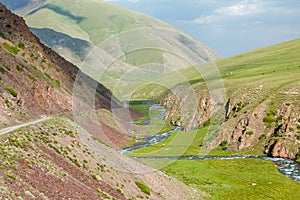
0, 2, 117, 127
160, 38, 300, 159
0, 4, 207, 199
2, 0, 219, 98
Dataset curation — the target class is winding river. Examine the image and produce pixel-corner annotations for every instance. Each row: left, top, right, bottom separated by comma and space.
119, 101, 300, 182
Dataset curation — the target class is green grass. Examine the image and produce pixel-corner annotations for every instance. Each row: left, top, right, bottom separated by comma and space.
135, 181, 150, 195
160, 159, 300, 200
125, 49, 163, 66
121, 38, 300, 100
128, 128, 207, 156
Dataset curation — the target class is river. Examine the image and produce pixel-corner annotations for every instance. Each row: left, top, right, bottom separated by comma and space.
119, 101, 300, 182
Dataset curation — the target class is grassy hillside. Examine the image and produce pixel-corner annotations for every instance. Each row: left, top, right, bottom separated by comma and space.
129, 38, 300, 99
24, 0, 169, 43
12, 0, 219, 96
122, 39, 300, 199
149, 38, 300, 162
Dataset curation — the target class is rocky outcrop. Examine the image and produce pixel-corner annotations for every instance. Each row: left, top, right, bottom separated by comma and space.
160, 81, 300, 159
218, 98, 300, 159
160, 83, 213, 132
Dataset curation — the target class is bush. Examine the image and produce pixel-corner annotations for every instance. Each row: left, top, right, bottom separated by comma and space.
5, 99, 12, 109
246, 131, 254, 136
222, 146, 228, 151
31, 65, 37, 70
18, 42, 25, 49
259, 134, 266, 140
0, 66, 4, 74
276, 115, 283, 122
267, 110, 275, 116
6, 87, 18, 97
28, 74, 37, 82
54, 80, 61, 87
16, 65, 23, 72
3, 42, 19, 54
219, 141, 228, 147
135, 181, 150, 195
263, 116, 275, 124
6, 173, 16, 180
45, 73, 52, 80
203, 118, 211, 127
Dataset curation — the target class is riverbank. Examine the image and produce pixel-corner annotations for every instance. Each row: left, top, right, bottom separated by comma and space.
120, 101, 300, 199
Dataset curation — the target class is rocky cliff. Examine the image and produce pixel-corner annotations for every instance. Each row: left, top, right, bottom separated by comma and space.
160, 42, 300, 159
161, 81, 300, 159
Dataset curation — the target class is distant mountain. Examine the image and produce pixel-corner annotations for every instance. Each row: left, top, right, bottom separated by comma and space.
0, 0, 45, 13
1, 0, 219, 99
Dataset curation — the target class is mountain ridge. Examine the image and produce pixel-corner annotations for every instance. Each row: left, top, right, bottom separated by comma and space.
4, 0, 219, 98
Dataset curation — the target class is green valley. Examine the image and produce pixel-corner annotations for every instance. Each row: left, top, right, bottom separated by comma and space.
0, 0, 300, 199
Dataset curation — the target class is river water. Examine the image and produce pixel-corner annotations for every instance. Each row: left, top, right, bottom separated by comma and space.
119, 101, 300, 182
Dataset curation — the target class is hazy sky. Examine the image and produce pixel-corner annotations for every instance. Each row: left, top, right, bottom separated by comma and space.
104, 0, 300, 57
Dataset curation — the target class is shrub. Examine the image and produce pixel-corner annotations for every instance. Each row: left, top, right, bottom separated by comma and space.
135, 181, 150, 195
263, 116, 275, 124
116, 188, 124, 196
219, 141, 228, 147
5, 99, 12, 109
92, 174, 98, 180
222, 146, 228, 151
16, 65, 23, 72
237, 106, 243, 112
259, 134, 266, 140
203, 118, 211, 127
266, 110, 275, 116
0, 66, 4, 74
246, 131, 254, 136
3, 42, 19, 54
45, 73, 52, 80
18, 42, 25, 49
28, 74, 37, 82
276, 115, 283, 122
6, 173, 16, 180
31, 65, 37, 70
6, 87, 18, 97
54, 80, 61, 87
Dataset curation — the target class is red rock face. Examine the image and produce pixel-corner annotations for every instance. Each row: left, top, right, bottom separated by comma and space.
0, 3, 116, 124
160, 81, 300, 159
